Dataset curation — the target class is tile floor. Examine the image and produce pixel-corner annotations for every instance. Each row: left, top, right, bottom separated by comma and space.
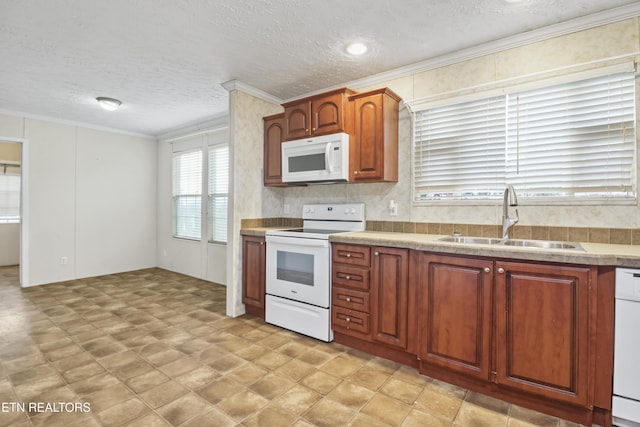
0, 266, 585, 427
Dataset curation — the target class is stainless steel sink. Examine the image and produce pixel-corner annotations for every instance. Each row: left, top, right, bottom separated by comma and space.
438, 236, 585, 251
500, 239, 584, 251
439, 236, 502, 245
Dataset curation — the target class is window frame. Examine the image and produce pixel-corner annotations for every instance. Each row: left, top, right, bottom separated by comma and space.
410, 63, 638, 206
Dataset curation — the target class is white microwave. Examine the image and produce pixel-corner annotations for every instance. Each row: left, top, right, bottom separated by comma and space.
281, 133, 349, 183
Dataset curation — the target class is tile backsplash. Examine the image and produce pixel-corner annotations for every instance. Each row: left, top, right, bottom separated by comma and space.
243, 218, 640, 245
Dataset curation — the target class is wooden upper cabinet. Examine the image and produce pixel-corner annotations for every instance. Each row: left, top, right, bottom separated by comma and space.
416, 253, 493, 380
494, 261, 593, 406
349, 88, 400, 182
263, 113, 286, 187
282, 88, 355, 140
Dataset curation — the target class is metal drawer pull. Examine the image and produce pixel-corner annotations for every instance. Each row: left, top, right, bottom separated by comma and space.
346, 297, 351, 302
484, 267, 490, 273
346, 317, 351, 322
345, 275, 351, 280
346, 253, 351, 258
374, 251, 379, 256
498, 268, 505, 274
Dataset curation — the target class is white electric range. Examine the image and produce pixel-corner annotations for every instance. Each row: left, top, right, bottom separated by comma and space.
264, 203, 365, 342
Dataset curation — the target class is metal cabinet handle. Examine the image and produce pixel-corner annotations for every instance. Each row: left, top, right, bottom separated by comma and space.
346, 317, 351, 322
346, 253, 351, 258
354, 171, 359, 175
498, 268, 505, 274
345, 275, 351, 280
346, 297, 351, 302
484, 267, 490, 273
260, 241, 264, 246
374, 251, 379, 256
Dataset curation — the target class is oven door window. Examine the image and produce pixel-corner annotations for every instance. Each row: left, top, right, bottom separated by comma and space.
277, 250, 314, 286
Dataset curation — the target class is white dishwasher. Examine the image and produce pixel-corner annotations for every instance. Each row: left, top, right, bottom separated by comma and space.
613, 268, 640, 427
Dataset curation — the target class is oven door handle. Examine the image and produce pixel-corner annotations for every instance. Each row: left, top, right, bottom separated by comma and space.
266, 235, 329, 248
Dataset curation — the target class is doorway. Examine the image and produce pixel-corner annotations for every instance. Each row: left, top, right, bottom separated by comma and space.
0, 140, 21, 284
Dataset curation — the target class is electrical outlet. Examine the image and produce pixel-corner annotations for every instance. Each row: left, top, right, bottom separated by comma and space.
389, 200, 398, 216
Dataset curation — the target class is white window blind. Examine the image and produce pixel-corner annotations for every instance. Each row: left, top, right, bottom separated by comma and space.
208, 144, 229, 243
414, 96, 506, 200
506, 73, 636, 197
413, 70, 636, 203
173, 150, 202, 240
0, 166, 20, 224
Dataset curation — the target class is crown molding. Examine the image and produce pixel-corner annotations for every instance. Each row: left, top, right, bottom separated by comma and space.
221, 80, 283, 105
0, 109, 155, 139
158, 113, 229, 142
283, 3, 640, 102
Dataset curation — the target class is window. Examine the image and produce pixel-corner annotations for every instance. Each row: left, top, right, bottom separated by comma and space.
0, 166, 20, 224
173, 150, 202, 240
413, 69, 636, 203
208, 144, 229, 243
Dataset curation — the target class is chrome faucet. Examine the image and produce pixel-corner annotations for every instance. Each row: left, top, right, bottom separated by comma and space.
502, 185, 519, 239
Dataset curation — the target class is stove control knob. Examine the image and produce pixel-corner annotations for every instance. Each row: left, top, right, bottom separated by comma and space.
350, 208, 356, 214
344, 208, 349, 214
303, 207, 309, 213
310, 208, 315, 213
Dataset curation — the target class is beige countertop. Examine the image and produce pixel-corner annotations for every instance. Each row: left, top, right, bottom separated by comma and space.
241, 228, 640, 267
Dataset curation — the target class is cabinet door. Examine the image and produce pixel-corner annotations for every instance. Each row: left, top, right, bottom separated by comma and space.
352, 93, 384, 181
371, 247, 409, 349
242, 236, 266, 318
284, 101, 311, 140
417, 254, 493, 380
350, 88, 399, 182
263, 114, 286, 186
311, 92, 346, 136
495, 261, 591, 405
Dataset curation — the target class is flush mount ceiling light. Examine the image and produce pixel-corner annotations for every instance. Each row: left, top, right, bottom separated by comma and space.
96, 97, 122, 111
346, 42, 368, 56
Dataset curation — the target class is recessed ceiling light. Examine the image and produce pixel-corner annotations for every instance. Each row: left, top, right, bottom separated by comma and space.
96, 97, 122, 111
346, 42, 368, 56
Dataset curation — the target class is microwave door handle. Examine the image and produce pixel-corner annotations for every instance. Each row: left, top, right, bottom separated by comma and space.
325, 142, 334, 173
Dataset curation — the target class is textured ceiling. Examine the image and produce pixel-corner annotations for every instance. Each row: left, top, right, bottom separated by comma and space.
1, 0, 639, 136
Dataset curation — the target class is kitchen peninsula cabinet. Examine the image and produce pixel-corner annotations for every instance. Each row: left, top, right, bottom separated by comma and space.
263, 113, 287, 187
242, 236, 266, 318
349, 88, 400, 182
494, 261, 593, 406
282, 88, 355, 140
415, 254, 493, 381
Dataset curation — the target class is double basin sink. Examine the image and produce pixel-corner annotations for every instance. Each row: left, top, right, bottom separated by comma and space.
439, 236, 585, 251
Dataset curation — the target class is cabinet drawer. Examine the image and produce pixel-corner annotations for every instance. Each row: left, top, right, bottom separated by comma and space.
332, 307, 370, 335
333, 287, 370, 312
333, 244, 370, 267
333, 265, 370, 290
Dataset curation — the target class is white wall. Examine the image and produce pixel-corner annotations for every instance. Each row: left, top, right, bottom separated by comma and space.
0, 113, 157, 286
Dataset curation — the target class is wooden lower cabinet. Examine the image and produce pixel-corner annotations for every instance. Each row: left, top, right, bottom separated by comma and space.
371, 247, 409, 350
328, 244, 613, 426
494, 261, 593, 406
331, 244, 414, 363
416, 253, 493, 380
241, 236, 266, 318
